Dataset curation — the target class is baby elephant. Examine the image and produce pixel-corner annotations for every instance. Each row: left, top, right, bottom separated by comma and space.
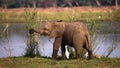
29, 21, 93, 60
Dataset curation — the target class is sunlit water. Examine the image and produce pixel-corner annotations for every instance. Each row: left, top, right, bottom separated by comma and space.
0, 23, 120, 58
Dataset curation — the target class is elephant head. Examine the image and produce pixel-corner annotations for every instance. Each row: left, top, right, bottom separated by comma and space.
29, 22, 65, 38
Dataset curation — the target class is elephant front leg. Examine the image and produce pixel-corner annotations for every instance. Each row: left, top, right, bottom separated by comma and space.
52, 37, 62, 60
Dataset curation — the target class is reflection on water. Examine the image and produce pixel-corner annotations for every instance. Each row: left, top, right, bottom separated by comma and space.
38, 36, 54, 57
0, 23, 120, 58
93, 34, 120, 58
0, 23, 27, 58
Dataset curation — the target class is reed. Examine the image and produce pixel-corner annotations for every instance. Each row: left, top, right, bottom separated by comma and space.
24, 8, 41, 57
0, 23, 12, 57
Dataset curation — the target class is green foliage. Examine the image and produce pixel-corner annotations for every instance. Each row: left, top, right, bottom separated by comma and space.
112, 9, 120, 21
25, 34, 39, 57
24, 8, 41, 29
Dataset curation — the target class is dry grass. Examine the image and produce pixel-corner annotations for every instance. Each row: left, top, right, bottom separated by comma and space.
0, 6, 118, 13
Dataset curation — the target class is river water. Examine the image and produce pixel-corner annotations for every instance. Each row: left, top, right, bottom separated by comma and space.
0, 23, 120, 58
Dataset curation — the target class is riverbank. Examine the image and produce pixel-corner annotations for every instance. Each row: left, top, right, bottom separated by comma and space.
0, 57, 120, 68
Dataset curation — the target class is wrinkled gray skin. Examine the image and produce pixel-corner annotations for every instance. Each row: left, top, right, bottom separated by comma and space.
29, 21, 93, 60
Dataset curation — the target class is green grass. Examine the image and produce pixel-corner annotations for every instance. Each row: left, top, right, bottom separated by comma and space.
0, 8, 120, 23
0, 57, 120, 68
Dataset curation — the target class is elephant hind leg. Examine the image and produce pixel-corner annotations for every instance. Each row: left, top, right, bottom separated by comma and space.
75, 49, 83, 59
73, 38, 84, 59
86, 49, 93, 59
74, 43, 83, 59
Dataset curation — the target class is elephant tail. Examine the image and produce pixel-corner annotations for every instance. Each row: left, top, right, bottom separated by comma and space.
85, 34, 92, 51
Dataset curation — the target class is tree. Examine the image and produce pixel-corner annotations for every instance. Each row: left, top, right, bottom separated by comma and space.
33, 0, 36, 8
0, 0, 8, 8
95, 0, 101, 6
115, 0, 118, 9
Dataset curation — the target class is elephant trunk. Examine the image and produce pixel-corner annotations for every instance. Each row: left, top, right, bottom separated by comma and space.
29, 28, 41, 34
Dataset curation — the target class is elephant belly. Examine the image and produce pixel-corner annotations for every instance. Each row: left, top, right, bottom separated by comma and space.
62, 25, 74, 46
62, 34, 73, 46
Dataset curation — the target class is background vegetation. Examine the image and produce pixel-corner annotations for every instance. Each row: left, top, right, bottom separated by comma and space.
0, 7, 120, 24
0, 0, 120, 8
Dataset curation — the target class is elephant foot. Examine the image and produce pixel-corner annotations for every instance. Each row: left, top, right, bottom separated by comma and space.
52, 55, 57, 60
88, 54, 93, 60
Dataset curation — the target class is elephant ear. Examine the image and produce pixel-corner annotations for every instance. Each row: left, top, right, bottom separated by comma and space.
49, 30, 57, 38
49, 22, 65, 38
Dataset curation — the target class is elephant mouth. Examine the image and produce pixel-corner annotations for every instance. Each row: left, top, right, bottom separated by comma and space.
40, 32, 50, 36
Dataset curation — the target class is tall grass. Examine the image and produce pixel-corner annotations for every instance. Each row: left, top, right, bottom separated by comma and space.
24, 8, 41, 57
0, 23, 12, 57
112, 9, 120, 21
